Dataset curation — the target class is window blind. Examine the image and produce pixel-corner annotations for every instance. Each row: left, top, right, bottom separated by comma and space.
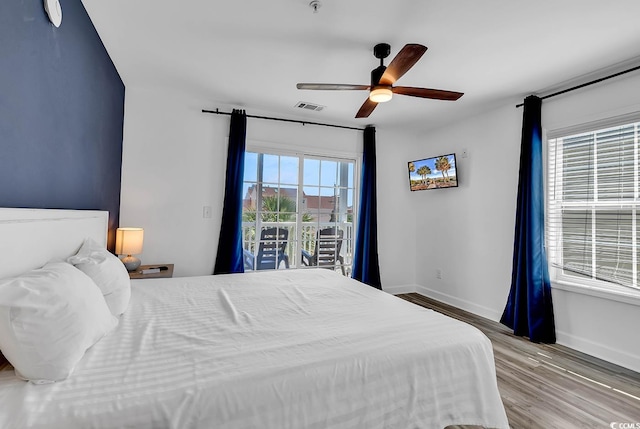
547, 121, 639, 290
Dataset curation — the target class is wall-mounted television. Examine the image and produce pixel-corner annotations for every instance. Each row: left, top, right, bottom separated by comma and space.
408, 153, 458, 191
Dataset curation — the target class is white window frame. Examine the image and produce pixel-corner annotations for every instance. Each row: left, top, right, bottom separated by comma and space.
545, 113, 640, 306
243, 140, 360, 273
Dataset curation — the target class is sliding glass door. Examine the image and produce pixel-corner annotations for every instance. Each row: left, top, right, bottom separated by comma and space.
242, 150, 356, 275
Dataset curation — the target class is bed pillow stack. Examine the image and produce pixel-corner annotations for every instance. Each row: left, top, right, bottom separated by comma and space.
67, 238, 132, 315
0, 262, 119, 383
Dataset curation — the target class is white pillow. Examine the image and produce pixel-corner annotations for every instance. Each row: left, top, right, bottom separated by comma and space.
67, 238, 131, 315
0, 262, 118, 383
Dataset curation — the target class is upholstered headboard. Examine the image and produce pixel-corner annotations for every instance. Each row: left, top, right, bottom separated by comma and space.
0, 208, 109, 279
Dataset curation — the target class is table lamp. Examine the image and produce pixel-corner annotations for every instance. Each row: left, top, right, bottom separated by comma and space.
115, 227, 144, 271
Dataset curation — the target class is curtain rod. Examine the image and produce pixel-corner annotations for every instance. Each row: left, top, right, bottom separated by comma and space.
202, 108, 365, 131
516, 63, 640, 108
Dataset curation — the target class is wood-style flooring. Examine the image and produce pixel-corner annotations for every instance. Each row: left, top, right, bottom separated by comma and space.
397, 293, 640, 429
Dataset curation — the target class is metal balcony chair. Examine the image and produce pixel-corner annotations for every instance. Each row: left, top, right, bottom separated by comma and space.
301, 226, 345, 275
243, 227, 290, 271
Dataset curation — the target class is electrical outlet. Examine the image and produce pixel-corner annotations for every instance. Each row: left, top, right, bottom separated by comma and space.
436, 269, 442, 279
203, 206, 212, 218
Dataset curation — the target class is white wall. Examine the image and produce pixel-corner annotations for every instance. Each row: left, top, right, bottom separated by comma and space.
374, 127, 418, 292
119, 86, 415, 289
405, 72, 640, 373
120, 88, 226, 278
406, 104, 523, 318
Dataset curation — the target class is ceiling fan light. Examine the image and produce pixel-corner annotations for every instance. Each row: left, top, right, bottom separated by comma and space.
369, 86, 393, 103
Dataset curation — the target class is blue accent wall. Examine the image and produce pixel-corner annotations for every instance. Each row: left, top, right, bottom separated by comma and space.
0, 0, 125, 250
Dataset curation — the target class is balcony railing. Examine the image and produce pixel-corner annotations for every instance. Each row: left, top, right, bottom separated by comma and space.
242, 221, 354, 275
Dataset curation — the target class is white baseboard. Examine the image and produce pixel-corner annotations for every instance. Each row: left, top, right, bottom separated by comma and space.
555, 329, 640, 374
388, 283, 640, 374
414, 285, 503, 322
382, 283, 419, 295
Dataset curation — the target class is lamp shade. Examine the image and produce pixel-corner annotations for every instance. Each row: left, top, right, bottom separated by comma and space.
115, 228, 144, 255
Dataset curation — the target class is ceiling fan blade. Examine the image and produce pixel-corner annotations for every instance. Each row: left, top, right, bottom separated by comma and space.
297, 83, 370, 90
379, 44, 427, 86
355, 98, 378, 118
392, 86, 464, 101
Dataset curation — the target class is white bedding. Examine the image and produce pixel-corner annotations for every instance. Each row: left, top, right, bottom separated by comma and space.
0, 269, 508, 429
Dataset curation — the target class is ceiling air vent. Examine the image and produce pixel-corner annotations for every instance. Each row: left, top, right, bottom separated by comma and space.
295, 101, 325, 112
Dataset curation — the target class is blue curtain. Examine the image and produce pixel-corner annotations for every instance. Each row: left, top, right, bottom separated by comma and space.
501, 96, 556, 343
214, 109, 246, 274
352, 126, 382, 289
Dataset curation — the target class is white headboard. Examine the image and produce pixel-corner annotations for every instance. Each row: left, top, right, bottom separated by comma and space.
0, 208, 109, 279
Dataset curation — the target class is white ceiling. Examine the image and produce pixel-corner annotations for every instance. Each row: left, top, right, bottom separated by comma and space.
82, 0, 640, 133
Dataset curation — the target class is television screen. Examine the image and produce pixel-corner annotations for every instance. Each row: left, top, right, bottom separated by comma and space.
408, 153, 458, 191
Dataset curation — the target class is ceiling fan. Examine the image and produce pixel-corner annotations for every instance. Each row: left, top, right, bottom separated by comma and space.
297, 43, 464, 118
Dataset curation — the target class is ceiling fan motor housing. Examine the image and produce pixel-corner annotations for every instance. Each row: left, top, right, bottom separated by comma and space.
371, 43, 391, 87
371, 65, 387, 87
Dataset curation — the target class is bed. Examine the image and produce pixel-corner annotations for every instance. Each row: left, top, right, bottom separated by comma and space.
0, 208, 509, 429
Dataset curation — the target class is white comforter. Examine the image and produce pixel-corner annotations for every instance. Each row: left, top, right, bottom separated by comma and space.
0, 269, 508, 428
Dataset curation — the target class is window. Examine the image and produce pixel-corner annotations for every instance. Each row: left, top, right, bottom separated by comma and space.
242, 150, 356, 275
547, 119, 639, 291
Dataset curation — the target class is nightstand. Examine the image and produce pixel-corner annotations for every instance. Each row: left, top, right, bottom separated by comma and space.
129, 264, 174, 279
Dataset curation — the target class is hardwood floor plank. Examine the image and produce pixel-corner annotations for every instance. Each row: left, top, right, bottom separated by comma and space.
398, 293, 640, 429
